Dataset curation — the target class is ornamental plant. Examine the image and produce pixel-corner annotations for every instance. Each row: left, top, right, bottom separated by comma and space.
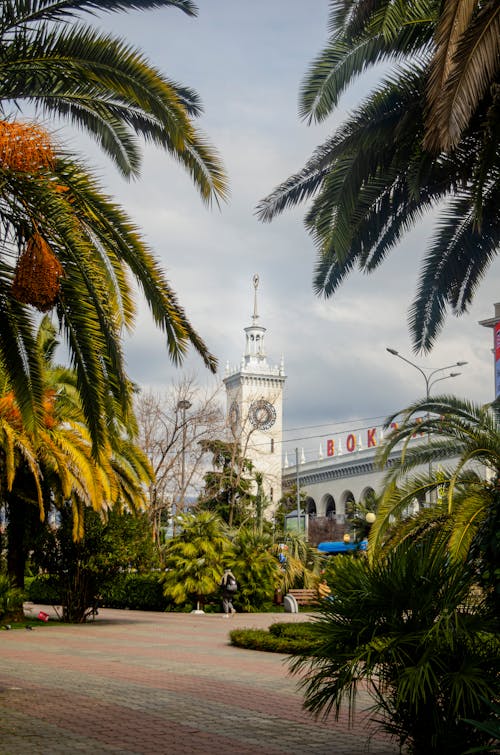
162, 511, 232, 611
291, 530, 499, 754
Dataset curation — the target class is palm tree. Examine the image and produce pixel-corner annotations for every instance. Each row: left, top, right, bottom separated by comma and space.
2, 150, 221, 449
290, 532, 498, 754
1, 316, 154, 586
257, 0, 499, 353
231, 527, 280, 611
372, 395, 500, 611
162, 510, 231, 611
0, 0, 228, 447
271, 531, 323, 594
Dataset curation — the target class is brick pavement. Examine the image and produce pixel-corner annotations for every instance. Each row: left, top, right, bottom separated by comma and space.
0, 605, 401, 754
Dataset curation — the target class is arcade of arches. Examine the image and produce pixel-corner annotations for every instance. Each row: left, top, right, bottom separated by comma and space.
304, 487, 376, 545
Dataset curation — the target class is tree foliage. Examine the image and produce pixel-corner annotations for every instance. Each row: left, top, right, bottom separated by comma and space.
257, 0, 499, 352
197, 439, 256, 527
373, 395, 500, 613
0, 316, 153, 588
31, 505, 159, 622
0, 0, 227, 447
291, 531, 499, 754
162, 510, 231, 610
230, 527, 280, 612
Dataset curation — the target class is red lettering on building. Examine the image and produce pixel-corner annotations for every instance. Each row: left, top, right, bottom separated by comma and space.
367, 428, 377, 447
346, 434, 356, 452
327, 439, 335, 457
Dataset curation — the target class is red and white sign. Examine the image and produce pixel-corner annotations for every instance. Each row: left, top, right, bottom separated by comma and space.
324, 420, 424, 458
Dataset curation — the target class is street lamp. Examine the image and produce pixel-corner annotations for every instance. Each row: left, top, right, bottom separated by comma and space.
386, 348, 467, 399
386, 349, 467, 499
177, 399, 192, 516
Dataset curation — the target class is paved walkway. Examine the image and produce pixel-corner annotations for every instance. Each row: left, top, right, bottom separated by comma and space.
0, 605, 400, 754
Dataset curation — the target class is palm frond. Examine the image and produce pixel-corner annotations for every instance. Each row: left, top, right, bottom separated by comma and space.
1, 24, 228, 199
425, 0, 500, 151
410, 182, 500, 352
258, 0, 499, 350
0, 1, 197, 33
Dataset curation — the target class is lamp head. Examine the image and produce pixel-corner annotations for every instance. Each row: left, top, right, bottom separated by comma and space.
456, 361, 468, 366
386, 347, 399, 356
449, 372, 461, 378
365, 512, 376, 524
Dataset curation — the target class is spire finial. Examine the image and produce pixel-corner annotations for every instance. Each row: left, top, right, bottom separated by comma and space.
252, 273, 259, 323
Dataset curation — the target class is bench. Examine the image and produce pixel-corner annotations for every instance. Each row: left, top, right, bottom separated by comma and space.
287, 588, 319, 606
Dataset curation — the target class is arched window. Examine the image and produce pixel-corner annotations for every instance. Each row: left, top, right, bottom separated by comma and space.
323, 495, 336, 519
306, 497, 317, 518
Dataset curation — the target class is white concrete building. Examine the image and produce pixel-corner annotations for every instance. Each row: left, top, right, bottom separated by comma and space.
282, 424, 405, 522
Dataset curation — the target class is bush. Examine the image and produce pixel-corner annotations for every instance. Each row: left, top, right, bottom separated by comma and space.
230, 622, 320, 655
290, 533, 500, 754
28, 574, 62, 604
269, 621, 316, 640
30, 506, 161, 622
101, 573, 170, 611
0, 574, 24, 620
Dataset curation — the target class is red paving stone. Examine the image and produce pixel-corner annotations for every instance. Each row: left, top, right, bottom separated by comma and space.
0, 606, 402, 754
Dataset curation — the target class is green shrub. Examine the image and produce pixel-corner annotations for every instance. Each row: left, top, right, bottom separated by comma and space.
101, 573, 170, 611
0, 574, 24, 620
30, 507, 161, 622
269, 621, 316, 640
28, 574, 62, 604
230, 623, 320, 655
290, 533, 500, 754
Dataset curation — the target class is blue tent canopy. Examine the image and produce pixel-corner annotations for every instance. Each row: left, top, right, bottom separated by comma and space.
317, 540, 367, 554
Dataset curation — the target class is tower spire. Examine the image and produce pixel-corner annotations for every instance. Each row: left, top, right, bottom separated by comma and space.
252, 273, 259, 323
243, 273, 267, 368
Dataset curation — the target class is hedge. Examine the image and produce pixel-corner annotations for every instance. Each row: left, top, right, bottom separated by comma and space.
100, 573, 170, 612
29, 572, 171, 612
229, 621, 321, 655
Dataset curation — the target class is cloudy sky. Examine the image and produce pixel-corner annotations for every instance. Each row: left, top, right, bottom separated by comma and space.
71, 1, 498, 460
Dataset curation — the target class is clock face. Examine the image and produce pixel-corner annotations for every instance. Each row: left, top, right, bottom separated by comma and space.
228, 401, 239, 429
249, 399, 276, 430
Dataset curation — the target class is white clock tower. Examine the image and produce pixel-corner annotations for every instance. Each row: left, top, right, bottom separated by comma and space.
223, 275, 286, 507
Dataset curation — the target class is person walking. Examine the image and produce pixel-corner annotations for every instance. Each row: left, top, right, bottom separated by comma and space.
220, 568, 238, 617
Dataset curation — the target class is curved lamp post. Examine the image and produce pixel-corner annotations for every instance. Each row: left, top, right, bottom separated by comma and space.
386, 348, 467, 400
386, 348, 467, 499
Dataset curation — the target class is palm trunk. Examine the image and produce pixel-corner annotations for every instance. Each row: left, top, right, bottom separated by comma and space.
6, 494, 31, 590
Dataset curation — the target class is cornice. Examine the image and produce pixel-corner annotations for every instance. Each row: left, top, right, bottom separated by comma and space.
282, 452, 401, 488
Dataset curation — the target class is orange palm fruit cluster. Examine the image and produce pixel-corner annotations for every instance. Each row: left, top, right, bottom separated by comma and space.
0, 121, 55, 172
0, 392, 23, 431
11, 233, 64, 311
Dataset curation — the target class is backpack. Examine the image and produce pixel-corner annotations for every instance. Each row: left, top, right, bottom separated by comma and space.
225, 576, 238, 593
